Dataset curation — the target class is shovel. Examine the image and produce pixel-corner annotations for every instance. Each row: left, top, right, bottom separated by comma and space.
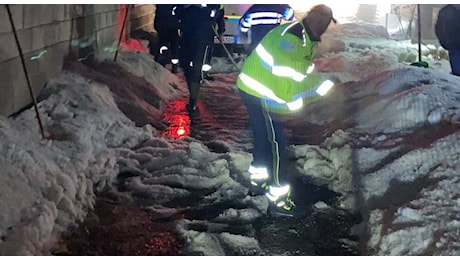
211, 25, 240, 71
411, 4, 429, 68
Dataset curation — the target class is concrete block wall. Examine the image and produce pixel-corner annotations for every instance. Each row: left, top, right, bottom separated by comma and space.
130, 4, 154, 32
0, 4, 155, 117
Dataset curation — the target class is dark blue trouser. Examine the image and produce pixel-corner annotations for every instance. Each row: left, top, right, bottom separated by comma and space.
449, 50, 460, 76
239, 90, 287, 186
155, 26, 180, 67
180, 32, 210, 106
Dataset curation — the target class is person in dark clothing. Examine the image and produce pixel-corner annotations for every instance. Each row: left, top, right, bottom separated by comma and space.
176, 4, 221, 113
435, 4, 460, 76
239, 4, 295, 54
154, 4, 180, 73
203, 4, 226, 81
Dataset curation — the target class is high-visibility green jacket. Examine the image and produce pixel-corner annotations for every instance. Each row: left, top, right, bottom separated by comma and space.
237, 21, 333, 115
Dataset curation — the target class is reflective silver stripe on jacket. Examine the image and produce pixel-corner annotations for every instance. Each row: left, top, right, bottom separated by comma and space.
240, 11, 284, 32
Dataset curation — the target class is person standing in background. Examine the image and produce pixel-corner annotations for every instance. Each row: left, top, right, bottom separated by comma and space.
154, 4, 180, 73
435, 4, 460, 76
239, 4, 295, 54
202, 4, 226, 81
176, 4, 221, 113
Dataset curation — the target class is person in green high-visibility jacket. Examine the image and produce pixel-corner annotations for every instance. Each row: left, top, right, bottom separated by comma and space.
237, 4, 336, 217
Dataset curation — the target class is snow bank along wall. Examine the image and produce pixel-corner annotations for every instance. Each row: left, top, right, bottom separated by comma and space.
0, 4, 154, 117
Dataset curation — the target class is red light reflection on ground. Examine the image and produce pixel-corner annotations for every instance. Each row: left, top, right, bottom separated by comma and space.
117, 4, 148, 53
161, 100, 191, 139
120, 40, 148, 52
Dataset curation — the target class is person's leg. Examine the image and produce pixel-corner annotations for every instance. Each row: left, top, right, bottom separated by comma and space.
239, 91, 295, 214
239, 90, 274, 185
449, 50, 460, 76
265, 114, 286, 186
169, 28, 180, 74
155, 29, 169, 67
239, 91, 294, 212
179, 34, 197, 111
186, 37, 208, 110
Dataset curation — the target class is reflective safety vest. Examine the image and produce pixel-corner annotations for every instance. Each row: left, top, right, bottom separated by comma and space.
237, 21, 333, 115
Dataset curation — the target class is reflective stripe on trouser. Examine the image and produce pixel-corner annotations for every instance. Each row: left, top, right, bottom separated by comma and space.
265, 185, 291, 208
262, 102, 281, 186
248, 165, 269, 186
239, 90, 286, 186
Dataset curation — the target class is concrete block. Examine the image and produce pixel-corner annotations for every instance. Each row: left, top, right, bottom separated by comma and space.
106, 10, 116, 27
54, 5, 66, 22
72, 5, 84, 19
0, 58, 20, 116
64, 4, 73, 20
83, 5, 96, 17
44, 23, 60, 47
93, 13, 101, 30
59, 20, 72, 42
45, 42, 66, 78
16, 28, 33, 54
23, 56, 47, 100
23, 5, 42, 28
0, 56, 38, 116
83, 15, 97, 35
39, 5, 53, 25
108, 4, 120, 13
113, 4, 122, 12
93, 4, 106, 14
32, 26, 45, 51
99, 12, 107, 29
0, 32, 19, 63
9, 5, 24, 30
0, 6, 12, 33
12, 61, 34, 115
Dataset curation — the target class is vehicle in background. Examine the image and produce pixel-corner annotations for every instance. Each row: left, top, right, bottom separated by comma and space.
213, 4, 251, 55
